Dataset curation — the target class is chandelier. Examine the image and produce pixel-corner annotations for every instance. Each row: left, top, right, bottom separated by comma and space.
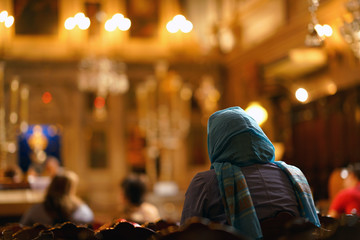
340, 0, 360, 58
78, 58, 129, 97
136, 61, 192, 183
305, 0, 324, 47
78, 57, 129, 120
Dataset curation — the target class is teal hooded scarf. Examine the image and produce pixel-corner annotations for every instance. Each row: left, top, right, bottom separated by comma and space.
207, 106, 320, 239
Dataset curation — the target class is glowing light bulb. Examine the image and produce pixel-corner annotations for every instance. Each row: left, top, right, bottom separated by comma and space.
314, 24, 324, 37
180, 20, 193, 33
65, 17, 76, 30
118, 18, 131, 31
105, 19, 117, 32
166, 21, 178, 33
4, 15, 14, 28
74, 12, 85, 22
295, 88, 308, 102
112, 13, 124, 22
323, 24, 333, 37
78, 17, 90, 30
341, 169, 349, 179
0, 11, 8, 22
245, 102, 268, 126
173, 15, 186, 25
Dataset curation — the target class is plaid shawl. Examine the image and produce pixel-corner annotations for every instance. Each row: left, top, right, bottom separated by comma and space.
274, 161, 320, 227
207, 107, 320, 239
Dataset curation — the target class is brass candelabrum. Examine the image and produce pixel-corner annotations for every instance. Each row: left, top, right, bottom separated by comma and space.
0, 62, 29, 183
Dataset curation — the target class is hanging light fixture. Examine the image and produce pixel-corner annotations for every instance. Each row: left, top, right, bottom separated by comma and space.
305, 0, 324, 47
78, 58, 129, 97
340, 0, 360, 58
78, 58, 129, 120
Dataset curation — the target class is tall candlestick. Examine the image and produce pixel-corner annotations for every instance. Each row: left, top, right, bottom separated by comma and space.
9, 76, 19, 124
20, 85, 29, 133
0, 62, 6, 170
7, 76, 20, 168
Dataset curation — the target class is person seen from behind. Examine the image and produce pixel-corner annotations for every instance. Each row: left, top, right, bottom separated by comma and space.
180, 106, 320, 239
20, 170, 94, 226
117, 173, 160, 224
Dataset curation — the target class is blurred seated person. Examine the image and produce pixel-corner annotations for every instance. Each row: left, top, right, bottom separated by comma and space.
27, 155, 62, 178
1, 164, 24, 183
328, 163, 360, 218
180, 107, 320, 239
117, 173, 160, 224
20, 170, 94, 226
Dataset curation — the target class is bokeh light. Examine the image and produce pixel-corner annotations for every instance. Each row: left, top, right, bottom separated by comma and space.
166, 14, 193, 33
42, 92, 52, 104
322, 24, 333, 37
118, 18, 131, 31
180, 20, 193, 33
0, 11, 8, 22
64, 12, 90, 30
314, 24, 333, 37
295, 88, 309, 102
94, 96, 106, 109
74, 13, 85, 22
245, 102, 268, 126
64, 17, 76, 30
112, 13, 124, 22
78, 16, 91, 30
166, 21, 178, 33
5, 16, 14, 28
105, 19, 117, 32
105, 13, 131, 32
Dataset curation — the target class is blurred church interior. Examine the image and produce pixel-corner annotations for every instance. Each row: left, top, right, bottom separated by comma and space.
1, 0, 360, 223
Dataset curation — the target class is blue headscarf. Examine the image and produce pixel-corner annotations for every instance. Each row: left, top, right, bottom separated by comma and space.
207, 106, 320, 239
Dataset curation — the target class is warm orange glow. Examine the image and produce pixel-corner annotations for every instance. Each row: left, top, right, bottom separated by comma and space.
42, 92, 52, 104
245, 102, 268, 126
94, 96, 105, 109
1, 11, 14, 28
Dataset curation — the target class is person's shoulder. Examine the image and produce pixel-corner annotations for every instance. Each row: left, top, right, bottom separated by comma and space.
193, 169, 216, 181
72, 203, 94, 224
195, 169, 216, 177
188, 169, 218, 191
77, 203, 93, 213
337, 187, 357, 196
27, 203, 45, 212
272, 161, 305, 174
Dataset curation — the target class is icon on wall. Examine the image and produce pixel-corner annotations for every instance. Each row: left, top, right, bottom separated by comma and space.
18, 124, 62, 173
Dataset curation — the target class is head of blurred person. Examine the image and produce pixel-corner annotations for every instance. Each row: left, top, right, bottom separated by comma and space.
118, 173, 160, 224
344, 163, 360, 189
44, 156, 62, 177
120, 174, 147, 207
44, 170, 82, 224
27, 155, 62, 178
